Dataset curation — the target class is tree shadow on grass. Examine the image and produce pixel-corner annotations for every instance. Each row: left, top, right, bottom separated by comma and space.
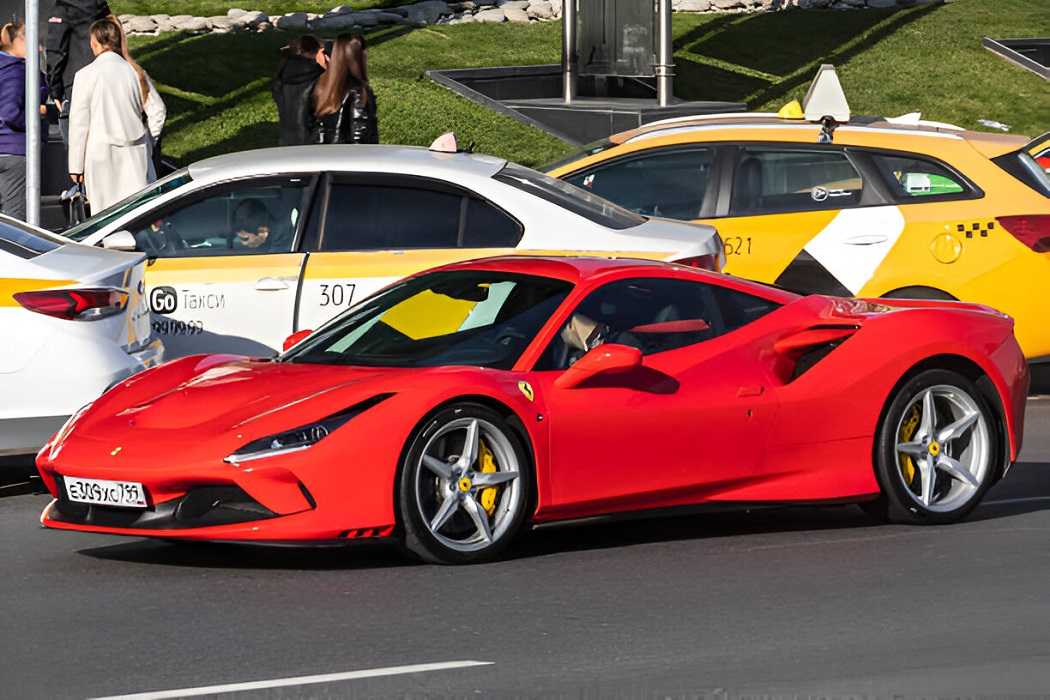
675, 3, 942, 107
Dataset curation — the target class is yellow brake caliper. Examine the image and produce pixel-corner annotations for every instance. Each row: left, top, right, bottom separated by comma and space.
478, 439, 499, 516
899, 403, 921, 485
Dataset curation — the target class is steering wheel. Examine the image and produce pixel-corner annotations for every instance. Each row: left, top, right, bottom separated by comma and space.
494, 327, 528, 349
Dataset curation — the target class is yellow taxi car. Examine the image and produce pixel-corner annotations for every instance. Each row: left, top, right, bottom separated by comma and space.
548, 68, 1050, 369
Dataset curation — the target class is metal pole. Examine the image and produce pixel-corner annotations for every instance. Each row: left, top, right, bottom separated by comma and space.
562, 0, 576, 104
24, 0, 41, 226
656, 0, 674, 107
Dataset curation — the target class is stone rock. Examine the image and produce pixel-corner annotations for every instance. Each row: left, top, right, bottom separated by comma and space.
274, 11, 309, 30
208, 16, 236, 32
674, 0, 712, 10
152, 16, 175, 32
548, 0, 563, 16
449, 1, 477, 10
527, 0, 554, 19
170, 14, 193, 23
498, 0, 530, 8
710, 0, 745, 7
125, 16, 157, 33
401, 0, 452, 25
450, 11, 476, 22
474, 7, 506, 21
243, 10, 269, 26
175, 16, 211, 32
118, 14, 133, 21
799, 0, 831, 7
327, 4, 354, 14
310, 12, 360, 30
226, 8, 247, 18
866, 0, 899, 6
504, 6, 530, 21
256, 21, 272, 32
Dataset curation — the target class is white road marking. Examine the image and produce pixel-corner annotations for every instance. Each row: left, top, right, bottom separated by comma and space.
89, 660, 494, 700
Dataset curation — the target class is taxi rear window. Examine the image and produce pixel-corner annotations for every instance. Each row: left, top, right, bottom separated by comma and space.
0, 218, 64, 259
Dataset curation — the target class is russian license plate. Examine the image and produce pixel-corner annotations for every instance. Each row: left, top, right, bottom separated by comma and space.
64, 476, 147, 508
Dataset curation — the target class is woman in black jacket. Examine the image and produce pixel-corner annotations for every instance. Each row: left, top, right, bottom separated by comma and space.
271, 35, 325, 146
310, 34, 378, 145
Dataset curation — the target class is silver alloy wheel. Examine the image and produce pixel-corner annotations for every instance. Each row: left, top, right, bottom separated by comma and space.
415, 417, 523, 553
895, 384, 991, 513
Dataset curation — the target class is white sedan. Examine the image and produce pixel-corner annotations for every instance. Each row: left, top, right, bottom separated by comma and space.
0, 216, 163, 456
63, 144, 724, 358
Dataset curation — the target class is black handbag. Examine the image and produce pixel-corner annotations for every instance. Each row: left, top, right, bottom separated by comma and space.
61, 182, 88, 226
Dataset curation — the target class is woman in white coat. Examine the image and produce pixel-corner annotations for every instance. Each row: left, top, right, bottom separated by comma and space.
114, 17, 166, 181
67, 19, 149, 212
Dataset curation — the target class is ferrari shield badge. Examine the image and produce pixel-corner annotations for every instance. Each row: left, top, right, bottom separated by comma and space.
517, 381, 535, 402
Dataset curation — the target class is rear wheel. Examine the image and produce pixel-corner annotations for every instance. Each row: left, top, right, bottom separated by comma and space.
399, 403, 531, 564
866, 369, 999, 524
882, 286, 956, 301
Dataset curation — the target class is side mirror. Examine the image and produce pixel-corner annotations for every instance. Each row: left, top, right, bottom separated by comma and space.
282, 329, 313, 352
101, 230, 137, 251
554, 343, 643, 389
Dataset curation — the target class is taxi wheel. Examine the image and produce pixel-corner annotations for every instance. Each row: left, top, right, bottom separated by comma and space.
399, 403, 532, 565
865, 369, 999, 525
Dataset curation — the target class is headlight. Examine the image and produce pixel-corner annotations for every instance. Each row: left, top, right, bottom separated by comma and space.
224, 394, 393, 464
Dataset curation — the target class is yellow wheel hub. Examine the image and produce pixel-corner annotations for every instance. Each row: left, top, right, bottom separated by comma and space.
899, 403, 921, 485
478, 439, 498, 516
457, 477, 473, 493
929, 441, 941, 457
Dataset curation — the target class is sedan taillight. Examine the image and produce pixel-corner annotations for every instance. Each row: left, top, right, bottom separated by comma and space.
14, 288, 129, 321
673, 254, 720, 272
998, 215, 1050, 253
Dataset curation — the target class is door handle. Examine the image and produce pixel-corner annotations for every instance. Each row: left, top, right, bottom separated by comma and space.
737, 385, 764, 398
255, 277, 289, 291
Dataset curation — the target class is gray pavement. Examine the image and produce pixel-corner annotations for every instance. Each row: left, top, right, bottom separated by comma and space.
1, 400, 1048, 699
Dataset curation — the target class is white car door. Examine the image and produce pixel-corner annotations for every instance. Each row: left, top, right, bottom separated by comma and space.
119, 175, 315, 357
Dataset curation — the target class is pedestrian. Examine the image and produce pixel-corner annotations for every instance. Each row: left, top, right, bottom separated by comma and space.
67, 19, 148, 213
272, 35, 325, 146
310, 33, 378, 145
45, 0, 111, 148
0, 20, 48, 221
113, 17, 166, 180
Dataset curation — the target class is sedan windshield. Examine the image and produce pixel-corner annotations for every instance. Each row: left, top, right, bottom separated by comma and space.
494, 163, 645, 230
285, 271, 572, 369
64, 170, 192, 242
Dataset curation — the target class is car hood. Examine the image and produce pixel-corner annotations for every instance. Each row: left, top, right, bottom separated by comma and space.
67, 357, 421, 457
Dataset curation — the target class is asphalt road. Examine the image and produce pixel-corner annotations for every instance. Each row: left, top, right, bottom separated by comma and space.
2, 400, 1049, 700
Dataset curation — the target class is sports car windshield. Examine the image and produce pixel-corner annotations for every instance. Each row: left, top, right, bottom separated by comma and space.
285, 271, 572, 369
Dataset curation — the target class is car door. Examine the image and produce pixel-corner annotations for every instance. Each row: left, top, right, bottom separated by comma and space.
296, 174, 524, 333
710, 144, 899, 296
122, 175, 314, 358
530, 276, 780, 517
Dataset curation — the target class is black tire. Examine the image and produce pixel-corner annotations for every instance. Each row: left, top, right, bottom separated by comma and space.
866, 369, 1000, 525
399, 403, 532, 565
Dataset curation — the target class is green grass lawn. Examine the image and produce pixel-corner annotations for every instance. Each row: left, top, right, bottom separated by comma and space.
123, 0, 1049, 169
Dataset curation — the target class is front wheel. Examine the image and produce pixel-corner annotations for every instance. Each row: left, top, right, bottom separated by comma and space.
399, 404, 531, 564
866, 369, 999, 524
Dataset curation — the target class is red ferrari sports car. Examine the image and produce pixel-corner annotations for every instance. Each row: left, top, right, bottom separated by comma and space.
37, 256, 1028, 564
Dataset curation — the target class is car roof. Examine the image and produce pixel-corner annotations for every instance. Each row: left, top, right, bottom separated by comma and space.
188, 145, 510, 182
610, 113, 1026, 151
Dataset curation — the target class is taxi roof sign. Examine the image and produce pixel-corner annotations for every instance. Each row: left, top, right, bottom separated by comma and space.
802, 64, 851, 123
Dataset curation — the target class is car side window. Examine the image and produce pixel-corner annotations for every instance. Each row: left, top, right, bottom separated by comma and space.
729, 147, 864, 216
565, 148, 715, 219
319, 182, 524, 251
536, 278, 779, 371
871, 154, 970, 199
126, 178, 307, 257
322, 183, 462, 251
461, 198, 524, 248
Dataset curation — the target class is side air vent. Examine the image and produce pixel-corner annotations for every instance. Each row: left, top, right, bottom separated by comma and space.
773, 325, 858, 382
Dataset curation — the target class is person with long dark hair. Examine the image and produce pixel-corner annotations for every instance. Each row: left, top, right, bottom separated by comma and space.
310, 34, 377, 145
272, 35, 325, 146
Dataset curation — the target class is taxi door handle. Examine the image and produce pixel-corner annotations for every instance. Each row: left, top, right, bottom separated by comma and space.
255, 277, 289, 291
737, 385, 764, 398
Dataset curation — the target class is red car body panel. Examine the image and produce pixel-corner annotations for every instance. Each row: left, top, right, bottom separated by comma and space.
36, 256, 1028, 543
